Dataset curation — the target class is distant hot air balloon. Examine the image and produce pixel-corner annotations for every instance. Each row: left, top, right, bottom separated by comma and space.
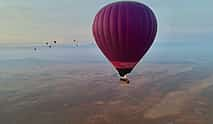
92, 1, 157, 83
53, 41, 57, 44
73, 40, 79, 47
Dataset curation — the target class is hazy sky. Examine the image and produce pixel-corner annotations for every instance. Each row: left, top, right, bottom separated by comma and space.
0, 0, 212, 44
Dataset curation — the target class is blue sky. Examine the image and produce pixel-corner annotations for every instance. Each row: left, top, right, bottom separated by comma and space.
0, 0, 212, 44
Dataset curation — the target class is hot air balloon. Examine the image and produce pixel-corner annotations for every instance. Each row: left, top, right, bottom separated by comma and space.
73, 40, 79, 47
53, 41, 57, 44
92, 1, 157, 83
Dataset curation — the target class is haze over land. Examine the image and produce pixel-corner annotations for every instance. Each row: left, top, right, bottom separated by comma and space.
0, 42, 213, 124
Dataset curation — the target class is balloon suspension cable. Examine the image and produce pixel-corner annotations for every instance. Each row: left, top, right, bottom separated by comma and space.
120, 75, 130, 84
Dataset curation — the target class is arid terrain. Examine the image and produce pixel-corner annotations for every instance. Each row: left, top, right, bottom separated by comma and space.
0, 62, 212, 124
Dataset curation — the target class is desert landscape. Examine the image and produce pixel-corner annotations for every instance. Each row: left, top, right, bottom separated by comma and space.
0, 60, 212, 124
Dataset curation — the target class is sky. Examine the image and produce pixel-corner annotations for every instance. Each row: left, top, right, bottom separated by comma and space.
0, 0, 212, 44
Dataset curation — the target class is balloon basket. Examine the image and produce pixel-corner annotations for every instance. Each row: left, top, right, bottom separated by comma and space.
120, 75, 130, 84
